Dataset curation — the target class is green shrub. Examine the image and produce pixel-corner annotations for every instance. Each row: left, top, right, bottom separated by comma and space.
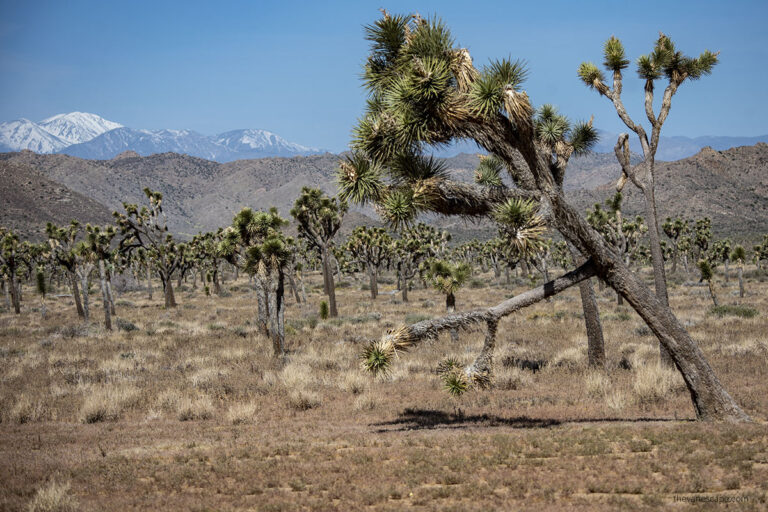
319, 301, 329, 320
405, 313, 431, 324
709, 305, 759, 318
116, 318, 139, 332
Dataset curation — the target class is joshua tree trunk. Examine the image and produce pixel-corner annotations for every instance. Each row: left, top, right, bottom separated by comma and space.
520, 259, 530, 280
402, 277, 409, 302
545, 188, 746, 421
707, 281, 719, 307
213, 268, 221, 295
146, 266, 153, 300
724, 259, 730, 283
446, 292, 458, 341
2, 278, 10, 311
737, 266, 744, 298
79, 272, 90, 322
568, 246, 606, 368
267, 274, 286, 357
8, 273, 20, 314
254, 277, 269, 337
321, 245, 338, 317
369, 268, 378, 299
162, 274, 177, 308
69, 272, 85, 318
287, 272, 301, 303
641, 185, 675, 367
98, 259, 112, 331
106, 271, 116, 316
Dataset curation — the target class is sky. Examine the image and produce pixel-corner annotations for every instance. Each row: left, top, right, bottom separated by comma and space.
1, 0, 766, 152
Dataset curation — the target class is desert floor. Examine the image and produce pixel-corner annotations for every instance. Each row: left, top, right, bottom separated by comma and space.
1, 267, 767, 511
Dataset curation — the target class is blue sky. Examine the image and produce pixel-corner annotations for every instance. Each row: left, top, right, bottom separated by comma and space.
1, 0, 766, 152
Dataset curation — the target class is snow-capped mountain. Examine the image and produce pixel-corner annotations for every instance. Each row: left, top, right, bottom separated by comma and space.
39, 112, 122, 145
0, 111, 326, 161
61, 127, 324, 161
215, 129, 321, 158
63, 127, 240, 161
0, 112, 120, 152
0, 118, 70, 153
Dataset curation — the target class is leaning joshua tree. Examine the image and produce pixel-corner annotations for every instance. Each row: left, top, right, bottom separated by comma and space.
291, 187, 347, 318
46, 222, 87, 319
346, 12, 746, 421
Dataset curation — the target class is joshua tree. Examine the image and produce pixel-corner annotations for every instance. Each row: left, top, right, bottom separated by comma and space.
662, 217, 690, 275
192, 230, 226, 295
693, 217, 712, 262
291, 187, 347, 317
220, 207, 290, 356
753, 235, 768, 271
0, 227, 33, 314
580, 34, 718, 366
84, 225, 117, 331
394, 223, 449, 301
587, 193, 647, 305
731, 245, 747, 298
710, 239, 732, 283
425, 259, 471, 341
46, 221, 87, 318
346, 12, 746, 421
35, 267, 47, 319
114, 188, 186, 308
698, 259, 718, 307
343, 226, 393, 299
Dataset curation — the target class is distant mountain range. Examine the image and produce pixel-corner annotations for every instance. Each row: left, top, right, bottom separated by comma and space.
2, 143, 767, 241
0, 112, 325, 161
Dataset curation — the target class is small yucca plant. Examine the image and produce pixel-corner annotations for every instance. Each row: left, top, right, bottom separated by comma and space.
319, 300, 329, 320
442, 369, 469, 397
360, 340, 394, 376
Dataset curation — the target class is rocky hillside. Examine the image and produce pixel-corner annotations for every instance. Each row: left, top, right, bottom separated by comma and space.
1, 143, 766, 239
0, 160, 114, 239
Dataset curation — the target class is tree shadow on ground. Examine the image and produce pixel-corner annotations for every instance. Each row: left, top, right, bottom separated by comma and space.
371, 408, 691, 432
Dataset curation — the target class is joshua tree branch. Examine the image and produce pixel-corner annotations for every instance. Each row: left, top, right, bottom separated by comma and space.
374, 260, 596, 352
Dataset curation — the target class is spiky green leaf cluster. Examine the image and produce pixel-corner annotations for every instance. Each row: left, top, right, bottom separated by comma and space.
442, 369, 469, 397
603, 36, 630, 71
493, 198, 547, 257
474, 156, 504, 187
361, 340, 394, 375
697, 259, 713, 282
577, 62, 605, 88
636, 34, 718, 83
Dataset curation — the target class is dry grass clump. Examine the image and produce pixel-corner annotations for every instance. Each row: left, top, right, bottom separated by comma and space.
9, 394, 47, 424
353, 392, 380, 411
604, 390, 628, 412
287, 390, 321, 410
494, 366, 533, 390
549, 346, 585, 369
339, 372, 369, 394
632, 363, 686, 405
584, 371, 611, 399
717, 338, 768, 357
225, 402, 258, 425
26, 480, 79, 512
619, 342, 658, 369
176, 395, 215, 421
78, 385, 141, 423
